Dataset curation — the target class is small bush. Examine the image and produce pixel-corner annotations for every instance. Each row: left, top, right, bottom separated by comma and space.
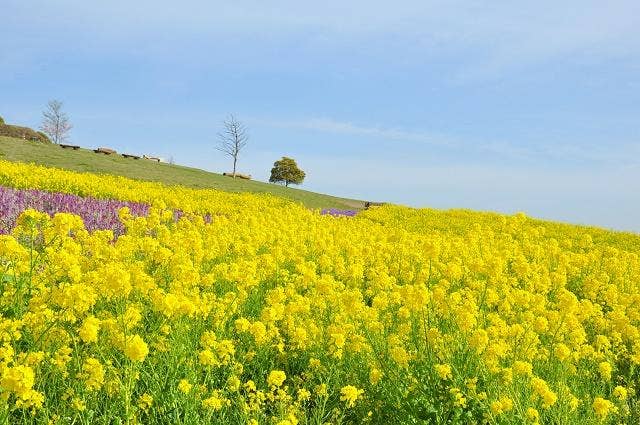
0, 116, 4, 125
0, 123, 51, 143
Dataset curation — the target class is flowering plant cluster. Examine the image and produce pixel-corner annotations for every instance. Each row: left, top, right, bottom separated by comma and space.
0, 160, 639, 424
320, 208, 358, 217
0, 185, 148, 235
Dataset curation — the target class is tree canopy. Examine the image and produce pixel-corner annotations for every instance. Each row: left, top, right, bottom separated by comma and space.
269, 157, 306, 187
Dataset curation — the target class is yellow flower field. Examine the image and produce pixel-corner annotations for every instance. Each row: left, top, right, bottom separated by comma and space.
0, 160, 639, 424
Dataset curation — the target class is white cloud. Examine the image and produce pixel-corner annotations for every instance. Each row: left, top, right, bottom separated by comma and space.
255, 116, 640, 165
4, 1, 640, 78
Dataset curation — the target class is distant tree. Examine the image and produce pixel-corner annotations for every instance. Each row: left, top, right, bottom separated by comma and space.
0, 116, 4, 125
40, 100, 72, 144
217, 114, 248, 178
269, 157, 306, 187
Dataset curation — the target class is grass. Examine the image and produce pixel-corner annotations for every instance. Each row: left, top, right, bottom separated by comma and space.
0, 136, 365, 210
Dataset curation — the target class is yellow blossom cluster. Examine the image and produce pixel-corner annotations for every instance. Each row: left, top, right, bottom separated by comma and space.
0, 161, 639, 423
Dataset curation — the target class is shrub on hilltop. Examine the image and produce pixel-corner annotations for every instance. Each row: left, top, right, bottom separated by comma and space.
0, 117, 51, 143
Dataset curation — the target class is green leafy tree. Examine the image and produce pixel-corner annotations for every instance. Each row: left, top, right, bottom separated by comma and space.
269, 157, 306, 187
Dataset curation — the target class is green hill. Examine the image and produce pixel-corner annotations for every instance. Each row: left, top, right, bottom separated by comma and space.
0, 135, 364, 210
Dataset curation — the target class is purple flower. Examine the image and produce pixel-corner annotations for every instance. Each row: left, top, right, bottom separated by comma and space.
0, 185, 149, 235
320, 208, 358, 217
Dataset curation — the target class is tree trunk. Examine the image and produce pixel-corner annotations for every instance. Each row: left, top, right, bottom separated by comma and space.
232, 156, 237, 178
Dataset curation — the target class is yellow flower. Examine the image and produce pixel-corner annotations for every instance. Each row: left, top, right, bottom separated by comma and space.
178, 379, 193, 394
340, 385, 363, 408
1, 365, 35, 397
390, 345, 410, 368
72, 397, 86, 412
369, 368, 383, 385
297, 388, 311, 402
83, 358, 105, 390
199, 349, 216, 366
554, 343, 571, 362
124, 334, 149, 362
449, 387, 466, 407
531, 377, 557, 408
469, 329, 489, 352
490, 397, 513, 415
267, 370, 286, 387
202, 391, 227, 410
52, 346, 73, 371
613, 386, 627, 400
513, 361, 533, 376
249, 321, 268, 344
315, 383, 328, 397
227, 375, 241, 392
435, 364, 452, 380
592, 397, 615, 420
138, 393, 153, 411
490, 400, 504, 415
78, 315, 101, 343
598, 361, 612, 381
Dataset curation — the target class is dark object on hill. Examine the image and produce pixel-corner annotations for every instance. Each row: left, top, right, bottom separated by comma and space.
223, 172, 251, 180
94, 147, 116, 155
60, 144, 80, 150
122, 154, 140, 159
0, 119, 51, 143
364, 201, 385, 209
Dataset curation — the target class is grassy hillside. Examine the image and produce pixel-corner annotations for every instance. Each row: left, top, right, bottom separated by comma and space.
0, 136, 364, 210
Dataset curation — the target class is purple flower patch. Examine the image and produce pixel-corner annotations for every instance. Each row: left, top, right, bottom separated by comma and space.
320, 208, 358, 217
0, 185, 149, 235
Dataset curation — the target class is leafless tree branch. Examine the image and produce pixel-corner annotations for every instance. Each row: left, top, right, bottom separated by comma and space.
40, 100, 72, 144
217, 114, 248, 177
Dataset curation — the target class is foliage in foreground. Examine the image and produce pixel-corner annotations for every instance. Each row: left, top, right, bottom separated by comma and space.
0, 161, 639, 424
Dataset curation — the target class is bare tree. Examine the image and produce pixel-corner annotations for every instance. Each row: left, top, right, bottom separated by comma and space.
40, 100, 72, 144
217, 114, 248, 178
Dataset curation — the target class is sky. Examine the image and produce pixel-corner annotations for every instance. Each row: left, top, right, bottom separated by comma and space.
1, 1, 639, 231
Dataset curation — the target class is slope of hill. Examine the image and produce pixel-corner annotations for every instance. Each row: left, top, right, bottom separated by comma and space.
0, 135, 364, 210
0, 117, 50, 143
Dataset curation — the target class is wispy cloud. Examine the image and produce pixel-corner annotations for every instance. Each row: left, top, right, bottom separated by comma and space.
255, 116, 640, 166
259, 117, 455, 147
4, 1, 640, 79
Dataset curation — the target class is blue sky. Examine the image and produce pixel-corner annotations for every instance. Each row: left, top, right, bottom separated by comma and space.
2, 1, 639, 231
